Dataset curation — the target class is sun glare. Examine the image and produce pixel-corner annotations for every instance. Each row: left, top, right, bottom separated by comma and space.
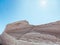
40, 0, 48, 7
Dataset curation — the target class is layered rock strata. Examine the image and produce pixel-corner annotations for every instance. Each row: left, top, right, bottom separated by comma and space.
1, 20, 60, 45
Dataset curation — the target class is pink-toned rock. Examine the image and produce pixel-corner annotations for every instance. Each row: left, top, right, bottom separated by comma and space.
1, 20, 60, 45
5, 20, 30, 32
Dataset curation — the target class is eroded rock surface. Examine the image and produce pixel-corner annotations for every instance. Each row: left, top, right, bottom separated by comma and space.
1, 20, 60, 45
20, 32, 60, 43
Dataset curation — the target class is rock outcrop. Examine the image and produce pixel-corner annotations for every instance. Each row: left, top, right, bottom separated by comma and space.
1, 20, 60, 45
0, 36, 2, 45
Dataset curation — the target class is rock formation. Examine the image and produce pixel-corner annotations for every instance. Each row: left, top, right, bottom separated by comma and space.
0, 20, 60, 45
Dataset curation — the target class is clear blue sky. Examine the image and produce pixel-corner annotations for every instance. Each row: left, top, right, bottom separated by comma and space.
0, 0, 60, 34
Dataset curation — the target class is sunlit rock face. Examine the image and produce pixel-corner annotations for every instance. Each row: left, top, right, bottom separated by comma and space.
1, 20, 60, 45
20, 32, 60, 42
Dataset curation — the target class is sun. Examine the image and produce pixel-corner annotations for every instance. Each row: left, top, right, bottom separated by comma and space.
40, 0, 48, 7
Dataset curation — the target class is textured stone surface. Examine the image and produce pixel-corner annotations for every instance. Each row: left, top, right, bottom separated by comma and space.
1, 20, 60, 45
5, 20, 30, 32
0, 36, 2, 45
1, 32, 17, 45
20, 32, 60, 43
